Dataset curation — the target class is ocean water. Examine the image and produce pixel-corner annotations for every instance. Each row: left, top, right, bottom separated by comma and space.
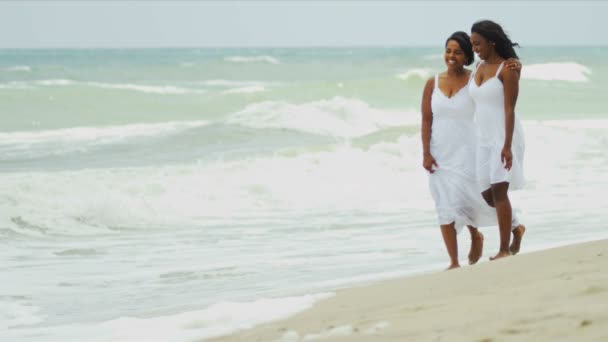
1, 47, 608, 341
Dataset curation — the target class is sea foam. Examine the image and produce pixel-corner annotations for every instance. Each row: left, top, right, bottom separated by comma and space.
0, 294, 333, 342
226, 97, 418, 137
396, 68, 433, 81
224, 55, 280, 64
522, 62, 591, 82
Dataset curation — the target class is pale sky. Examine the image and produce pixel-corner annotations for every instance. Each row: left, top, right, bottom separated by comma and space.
1, 1, 606, 48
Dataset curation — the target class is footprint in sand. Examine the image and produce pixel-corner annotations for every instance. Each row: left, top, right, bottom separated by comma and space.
501, 328, 526, 335
580, 285, 605, 295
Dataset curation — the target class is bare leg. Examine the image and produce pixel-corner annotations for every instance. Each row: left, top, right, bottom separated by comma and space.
490, 182, 512, 260
510, 225, 526, 255
481, 188, 495, 207
467, 225, 484, 265
441, 223, 460, 269
487, 187, 526, 254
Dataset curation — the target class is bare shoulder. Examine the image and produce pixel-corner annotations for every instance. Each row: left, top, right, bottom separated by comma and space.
424, 76, 435, 91
501, 65, 520, 81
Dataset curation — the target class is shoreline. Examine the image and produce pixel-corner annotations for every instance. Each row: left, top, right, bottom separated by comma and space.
210, 239, 608, 341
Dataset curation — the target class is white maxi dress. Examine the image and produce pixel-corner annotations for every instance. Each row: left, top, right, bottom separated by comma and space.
469, 61, 526, 190
428, 74, 508, 233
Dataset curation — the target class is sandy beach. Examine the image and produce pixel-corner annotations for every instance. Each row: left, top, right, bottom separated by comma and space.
211, 239, 608, 342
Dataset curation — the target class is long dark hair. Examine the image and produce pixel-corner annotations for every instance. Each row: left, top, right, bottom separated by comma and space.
471, 20, 519, 59
446, 31, 474, 66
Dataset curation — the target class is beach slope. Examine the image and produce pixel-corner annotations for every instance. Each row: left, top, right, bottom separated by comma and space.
211, 239, 608, 341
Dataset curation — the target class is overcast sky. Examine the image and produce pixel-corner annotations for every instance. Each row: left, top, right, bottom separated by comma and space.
1, 1, 606, 48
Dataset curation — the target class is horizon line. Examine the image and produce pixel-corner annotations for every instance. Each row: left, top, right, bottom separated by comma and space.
1, 44, 607, 50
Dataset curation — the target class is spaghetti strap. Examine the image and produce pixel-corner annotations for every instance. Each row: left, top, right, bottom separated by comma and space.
495, 61, 505, 77
471, 61, 483, 78
434, 74, 439, 89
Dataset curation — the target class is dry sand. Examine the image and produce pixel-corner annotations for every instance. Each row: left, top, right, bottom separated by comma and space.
210, 239, 608, 341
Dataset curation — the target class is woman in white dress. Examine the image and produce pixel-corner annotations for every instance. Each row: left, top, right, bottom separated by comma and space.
421, 31, 524, 269
469, 20, 526, 260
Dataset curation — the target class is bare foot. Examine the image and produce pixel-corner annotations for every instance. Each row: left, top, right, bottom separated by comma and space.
468, 231, 484, 265
489, 251, 511, 260
445, 263, 460, 270
510, 225, 526, 255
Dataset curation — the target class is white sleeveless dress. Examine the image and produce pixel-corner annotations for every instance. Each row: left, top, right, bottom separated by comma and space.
428, 74, 504, 232
469, 61, 525, 190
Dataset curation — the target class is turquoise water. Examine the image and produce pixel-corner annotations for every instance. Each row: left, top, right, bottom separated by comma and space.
1, 47, 608, 341
1, 47, 606, 132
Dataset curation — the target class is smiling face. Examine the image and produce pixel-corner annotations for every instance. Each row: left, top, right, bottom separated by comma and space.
444, 39, 467, 71
470, 32, 493, 61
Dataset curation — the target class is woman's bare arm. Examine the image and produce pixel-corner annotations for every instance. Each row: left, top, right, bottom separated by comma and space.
421, 78, 437, 172
501, 67, 520, 170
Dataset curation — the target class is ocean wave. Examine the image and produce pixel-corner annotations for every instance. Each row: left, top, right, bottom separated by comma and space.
4, 65, 32, 72
0, 139, 428, 234
226, 97, 419, 137
31, 79, 206, 94
2, 119, 605, 235
521, 62, 591, 82
0, 293, 332, 341
35, 79, 74, 86
200, 79, 274, 87
224, 55, 280, 64
221, 85, 266, 95
0, 81, 33, 89
396, 68, 433, 81
87, 82, 206, 94
179, 62, 196, 68
0, 121, 210, 160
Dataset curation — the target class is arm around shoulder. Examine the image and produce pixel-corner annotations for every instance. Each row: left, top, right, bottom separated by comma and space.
502, 67, 519, 107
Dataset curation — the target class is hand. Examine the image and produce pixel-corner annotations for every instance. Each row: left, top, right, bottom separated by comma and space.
501, 147, 513, 170
505, 58, 521, 72
423, 153, 438, 173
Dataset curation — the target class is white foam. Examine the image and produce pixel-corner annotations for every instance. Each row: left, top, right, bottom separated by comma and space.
226, 97, 419, 137
0, 121, 209, 147
2, 118, 606, 236
0, 136, 428, 234
224, 55, 280, 64
87, 82, 206, 95
35, 79, 74, 86
1, 294, 333, 342
396, 68, 433, 81
278, 322, 386, 342
0, 300, 45, 329
5, 65, 31, 72
278, 322, 389, 341
221, 85, 266, 95
364, 321, 390, 335
542, 119, 608, 129
32, 79, 206, 94
199, 80, 271, 87
0, 121, 210, 161
0, 81, 33, 89
521, 62, 591, 82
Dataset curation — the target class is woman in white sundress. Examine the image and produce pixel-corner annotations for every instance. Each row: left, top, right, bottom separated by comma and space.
421, 31, 524, 269
469, 20, 526, 260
